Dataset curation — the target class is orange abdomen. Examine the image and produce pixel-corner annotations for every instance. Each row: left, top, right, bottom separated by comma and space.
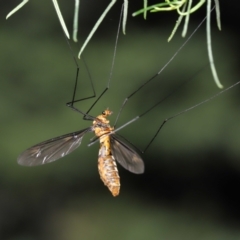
98, 154, 120, 197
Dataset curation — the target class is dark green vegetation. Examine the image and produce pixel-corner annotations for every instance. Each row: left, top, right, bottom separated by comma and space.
1, 1, 240, 239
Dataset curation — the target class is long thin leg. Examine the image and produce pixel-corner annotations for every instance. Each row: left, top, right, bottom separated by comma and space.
66, 55, 96, 121
91, 80, 240, 150
83, 5, 122, 117
113, 12, 208, 127
89, 9, 240, 151
65, 5, 123, 120
62, 33, 96, 121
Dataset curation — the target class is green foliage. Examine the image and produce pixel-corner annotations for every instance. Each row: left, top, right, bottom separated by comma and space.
6, 0, 222, 88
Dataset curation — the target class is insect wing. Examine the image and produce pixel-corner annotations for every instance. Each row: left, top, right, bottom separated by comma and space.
18, 127, 92, 166
110, 134, 144, 174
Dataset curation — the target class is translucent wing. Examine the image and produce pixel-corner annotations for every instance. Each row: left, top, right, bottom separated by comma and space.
110, 134, 144, 174
18, 127, 92, 166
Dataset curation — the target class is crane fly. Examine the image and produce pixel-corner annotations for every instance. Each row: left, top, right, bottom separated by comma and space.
17, 6, 145, 197
17, 108, 144, 197
16, 7, 240, 197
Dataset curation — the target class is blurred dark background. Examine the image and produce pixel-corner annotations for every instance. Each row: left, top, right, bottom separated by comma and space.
1, 1, 240, 239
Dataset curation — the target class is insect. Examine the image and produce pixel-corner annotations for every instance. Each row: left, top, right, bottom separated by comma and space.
17, 108, 144, 196
17, 8, 240, 197
16, 6, 145, 197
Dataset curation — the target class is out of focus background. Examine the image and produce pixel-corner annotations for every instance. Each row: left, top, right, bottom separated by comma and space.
1, 1, 240, 239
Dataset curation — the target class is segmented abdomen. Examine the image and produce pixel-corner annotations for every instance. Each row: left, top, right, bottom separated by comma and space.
98, 144, 120, 197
